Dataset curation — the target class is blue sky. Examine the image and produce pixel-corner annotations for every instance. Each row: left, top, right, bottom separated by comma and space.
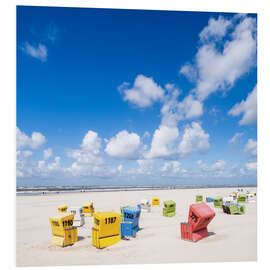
16, 6, 257, 187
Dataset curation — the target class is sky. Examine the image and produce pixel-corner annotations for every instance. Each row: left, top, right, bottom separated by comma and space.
16, 6, 257, 187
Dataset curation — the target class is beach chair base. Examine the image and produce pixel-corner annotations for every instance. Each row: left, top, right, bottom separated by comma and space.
51, 227, 78, 247
163, 211, 176, 217
92, 228, 121, 249
181, 223, 209, 242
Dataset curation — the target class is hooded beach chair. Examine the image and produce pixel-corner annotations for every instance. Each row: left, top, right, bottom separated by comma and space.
82, 202, 95, 217
223, 195, 235, 204
237, 194, 247, 203
92, 212, 121, 248
196, 195, 203, 203
152, 197, 160, 206
58, 205, 68, 213
70, 206, 85, 227
247, 193, 256, 202
49, 213, 78, 247
206, 197, 213, 202
181, 203, 215, 242
121, 205, 141, 238
213, 197, 223, 208
163, 200, 176, 217
223, 203, 245, 215
140, 199, 151, 212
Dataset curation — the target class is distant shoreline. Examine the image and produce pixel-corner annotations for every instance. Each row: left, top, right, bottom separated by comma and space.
16, 184, 257, 196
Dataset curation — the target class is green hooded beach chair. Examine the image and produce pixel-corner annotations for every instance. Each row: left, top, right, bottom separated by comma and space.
162, 200, 176, 217
196, 195, 203, 203
213, 197, 223, 208
229, 204, 245, 215
237, 194, 247, 203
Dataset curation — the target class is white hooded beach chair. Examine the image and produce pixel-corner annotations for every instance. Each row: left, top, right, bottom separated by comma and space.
223, 194, 236, 204
247, 193, 256, 203
70, 206, 85, 227
140, 199, 151, 212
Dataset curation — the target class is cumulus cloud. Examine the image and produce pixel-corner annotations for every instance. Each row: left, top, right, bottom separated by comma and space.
244, 138, 257, 156
199, 16, 232, 42
211, 160, 226, 170
120, 75, 164, 108
145, 125, 179, 159
180, 15, 257, 101
229, 132, 244, 144
43, 148, 53, 160
21, 42, 47, 62
161, 161, 182, 175
16, 127, 46, 150
178, 122, 210, 156
80, 130, 102, 154
161, 90, 203, 127
179, 63, 197, 82
246, 161, 257, 171
67, 130, 103, 165
228, 85, 257, 125
136, 159, 153, 175
105, 130, 141, 159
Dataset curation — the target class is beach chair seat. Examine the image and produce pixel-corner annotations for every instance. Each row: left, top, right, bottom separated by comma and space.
163, 200, 176, 217
152, 197, 160, 207
70, 206, 85, 227
92, 212, 121, 249
49, 213, 78, 247
181, 203, 215, 242
196, 195, 203, 203
58, 205, 68, 213
82, 202, 95, 217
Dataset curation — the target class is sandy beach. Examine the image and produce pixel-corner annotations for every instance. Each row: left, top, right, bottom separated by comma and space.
16, 187, 257, 267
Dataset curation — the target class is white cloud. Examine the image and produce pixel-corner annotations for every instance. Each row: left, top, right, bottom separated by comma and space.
120, 74, 164, 108
67, 130, 103, 165
22, 150, 33, 158
199, 16, 232, 42
246, 161, 257, 171
228, 85, 257, 125
81, 130, 101, 154
229, 132, 244, 144
178, 95, 203, 119
180, 15, 256, 101
146, 125, 179, 159
211, 160, 226, 170
105, 130, 141, 159
178, 122, 210, 156
161, 161, 181, 174
16, 127, 46, 150
47, 157, 61, 171
117, 164, 123, 173
244, 138, 257, 156
179, 63, 197, 82
161, 87, 203, 127
43, 148, 53, 160
136, 159, 153, 175
22, 42, 47, 62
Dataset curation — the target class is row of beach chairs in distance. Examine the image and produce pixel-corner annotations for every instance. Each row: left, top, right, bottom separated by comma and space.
197, 190, 256, 215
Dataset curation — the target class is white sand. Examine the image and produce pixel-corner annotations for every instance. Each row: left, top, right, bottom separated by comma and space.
16, 187, 257, 266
